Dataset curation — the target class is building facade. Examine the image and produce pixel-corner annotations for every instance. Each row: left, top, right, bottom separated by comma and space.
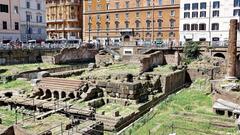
19, 0, 47, 42
46, 0, 83, 40
0, 0, 20, 42
83, 0, 180, 45
179, 0, 240, 45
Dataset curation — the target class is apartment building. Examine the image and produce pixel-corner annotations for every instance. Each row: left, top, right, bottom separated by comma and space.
179, 0, 240, 45
0, 0, 20, 42
46, 0, 83, 40
20, 0, 47, 42
83, 0, 180, 45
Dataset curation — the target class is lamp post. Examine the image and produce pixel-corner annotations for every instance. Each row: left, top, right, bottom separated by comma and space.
88, 22, 91, 43
152, 0, 155, 45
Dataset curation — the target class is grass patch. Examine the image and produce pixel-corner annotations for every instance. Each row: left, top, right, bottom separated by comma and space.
0, 80, 32, 92
0, 63, 67, 76
22, 114, 70, 134
0, 107, 23, 126
81, 64, 140, 78
96, 103, 138, 117
122, 79, 238, 135
152, 65, 176, 75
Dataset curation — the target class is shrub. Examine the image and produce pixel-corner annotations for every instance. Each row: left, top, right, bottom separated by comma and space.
183, 41, 201, 64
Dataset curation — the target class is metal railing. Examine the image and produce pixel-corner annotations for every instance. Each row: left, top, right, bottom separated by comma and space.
0, 43, 83, 50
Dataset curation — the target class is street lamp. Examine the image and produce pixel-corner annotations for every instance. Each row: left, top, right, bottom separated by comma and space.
88, 22, 91, 43
152, 0, 155, 45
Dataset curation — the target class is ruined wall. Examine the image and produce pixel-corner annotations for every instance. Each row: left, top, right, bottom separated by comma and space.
140, 51, 164, 72
0, 49, 59, 65
164, 51, 181, 65
162, 69, 186, 94
42, 47, 98, 64
97, 81, 144, 101
95, 53, 114, 66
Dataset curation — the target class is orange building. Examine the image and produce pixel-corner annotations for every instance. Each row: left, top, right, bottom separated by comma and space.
83, 0, 180, 45
46, 0, 83, 40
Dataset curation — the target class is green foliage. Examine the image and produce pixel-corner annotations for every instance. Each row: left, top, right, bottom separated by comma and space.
183, 41, 201, 64
122, 79, 238, 135
0, 80, 32, 92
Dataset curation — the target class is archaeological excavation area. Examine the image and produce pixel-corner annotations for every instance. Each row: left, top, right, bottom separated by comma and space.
0, 19, 240, 135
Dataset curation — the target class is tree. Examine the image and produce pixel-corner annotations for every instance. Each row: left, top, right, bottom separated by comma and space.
183, 41, 201, 64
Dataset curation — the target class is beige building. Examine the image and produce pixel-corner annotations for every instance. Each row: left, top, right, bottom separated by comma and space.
83, 0, 180, 45
46, 0, 83, 40
0, 0, 20, 42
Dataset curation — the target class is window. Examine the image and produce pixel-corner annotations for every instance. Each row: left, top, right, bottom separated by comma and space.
199, 23, 206, 30
106, 22, 110, 30
158, 0, 162, 6
170, 19, 175, 29
147, 0, 151, 6
26, 14, 31, 22
106, 3, 110, 10
191, 24, 198, 31
171, 10, 175, 16
234, 9, 240, 16
2, 21, 7, 30
212, 37, 220, 41
37, 3, 41, 10
158, 19, 163, 29
234, 0, 240, 7
200, 11, 206, 17
37, 15, 43, 23
158, 11, 162, 17
192, 12, 198, 18
170, 0, 175, 5
14, 6, 18, 14
26, 1, 30, 8
200, 2, 206, 9
88, 5, 91, 11
136, 0, 140, 7
183, 24, 190, 31
192, 3, 198, 10
184, 12, 190, 18
125, 13, 129, 20
147, 11, 151, 18
115, 14, 119, 20
125, 1, 129, 8
115, 2, 119, 9
184, 4, 190, 10
169, 32, 175, 37
125, 22, 129, 28
212, 23, 219, 30
212, 10, 219, 17
106, 14, 110, 21
136, 12, 140, 18
97, 23, 101, 31
146, 20, 151, 29
213, 1, 220, 9
0, 4, 8, 13
136, 21, 140, 29
115, 22, 119, 30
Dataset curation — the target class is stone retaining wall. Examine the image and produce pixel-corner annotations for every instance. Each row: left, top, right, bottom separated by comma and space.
42, 47, 98, 64
161, 69, 186, 94
0, 49, 59, 65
